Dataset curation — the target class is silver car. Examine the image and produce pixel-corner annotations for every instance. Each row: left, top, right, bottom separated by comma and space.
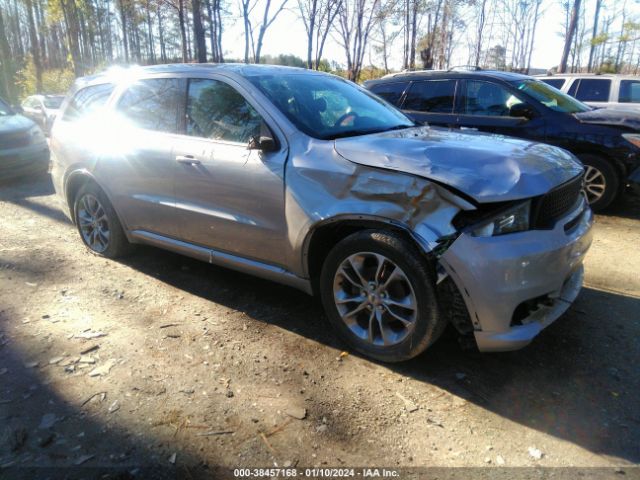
50, 64, 593, 362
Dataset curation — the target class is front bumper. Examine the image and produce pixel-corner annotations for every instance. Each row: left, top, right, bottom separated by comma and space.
440, 198, 593, 352
0, 143, 50, 179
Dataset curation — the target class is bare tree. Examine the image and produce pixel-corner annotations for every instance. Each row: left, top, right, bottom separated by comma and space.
298, 0, 341, 69
241, 0, 289, 63
336, 0, 380, 81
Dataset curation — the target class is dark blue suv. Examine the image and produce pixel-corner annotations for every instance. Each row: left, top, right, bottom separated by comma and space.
365, 70, 640, 211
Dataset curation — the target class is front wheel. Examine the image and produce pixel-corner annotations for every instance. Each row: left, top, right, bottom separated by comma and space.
319, 230, 445, 363
579, 155, 620, 212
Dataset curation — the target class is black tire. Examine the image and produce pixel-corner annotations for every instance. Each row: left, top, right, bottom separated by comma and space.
579, 154, 620, 212
319, 230, 445, 362
73, 182, 131, 258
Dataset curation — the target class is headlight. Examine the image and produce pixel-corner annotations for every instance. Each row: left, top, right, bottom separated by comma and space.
471, 201, 531, 237
622, 133, 640, 149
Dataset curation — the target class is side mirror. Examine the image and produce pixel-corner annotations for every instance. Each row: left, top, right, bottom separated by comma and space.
247, 121, 278, 152
248, 135, 277, 152
510, 103, 535, 119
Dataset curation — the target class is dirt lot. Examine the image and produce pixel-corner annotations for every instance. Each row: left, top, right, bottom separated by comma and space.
0, 173, 639, 479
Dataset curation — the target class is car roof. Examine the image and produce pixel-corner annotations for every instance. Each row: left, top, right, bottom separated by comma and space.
75, 63, 325, 87
365, 69, 531, 86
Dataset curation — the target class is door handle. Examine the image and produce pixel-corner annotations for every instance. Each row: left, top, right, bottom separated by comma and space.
175, 155, 202, 166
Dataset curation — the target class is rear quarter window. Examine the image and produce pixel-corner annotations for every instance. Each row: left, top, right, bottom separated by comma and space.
619, 80, 640, 103
369, 82, 409, 106
541, 79, 566, 90
62, 83, 115, 121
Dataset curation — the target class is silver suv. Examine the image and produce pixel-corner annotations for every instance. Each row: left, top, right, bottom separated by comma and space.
50, 64, 593, 362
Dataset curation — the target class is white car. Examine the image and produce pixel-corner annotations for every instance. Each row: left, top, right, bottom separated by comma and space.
21, 94, 65, 134
537, 74, 640, 111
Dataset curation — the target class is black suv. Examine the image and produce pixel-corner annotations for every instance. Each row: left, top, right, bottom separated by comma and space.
365, 70, 640, 211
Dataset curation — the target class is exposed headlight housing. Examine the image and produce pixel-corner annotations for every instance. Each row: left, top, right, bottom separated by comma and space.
622, 133, 640, 149
471, 201, 531, 237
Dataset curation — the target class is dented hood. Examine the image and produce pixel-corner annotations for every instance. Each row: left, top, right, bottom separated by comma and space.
334, 126, 583, 203
574, 108, 640, 130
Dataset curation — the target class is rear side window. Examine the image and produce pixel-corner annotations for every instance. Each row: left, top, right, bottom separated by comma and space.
186, 79, 262, 143
404, 80, 456, 113
116, 78, 182, 133
541, 79, 566, 90
574, 79, 611, 102
62, 83, 114, 121
369, 82, 408, 106
619, 80, 640, 103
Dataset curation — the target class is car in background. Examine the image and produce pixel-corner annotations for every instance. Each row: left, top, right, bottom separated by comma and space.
537, 74, 640, 111
50, 64, 592, 361
21, 94, 65, 134
0, 97, 49, 180
365, 70, 640, 211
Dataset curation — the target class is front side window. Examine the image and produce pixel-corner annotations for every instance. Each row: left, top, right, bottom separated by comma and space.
461, 80, 522, 116
116, 78, 182, 133
404, 80, 456, 113
186, 79, 262, 143
369, 82, 409, 106
248, 73, 413, 140
574, 79, 611, 102
63, 83, 114, 121
512, 79, 591, 113
619, 80, 640, 103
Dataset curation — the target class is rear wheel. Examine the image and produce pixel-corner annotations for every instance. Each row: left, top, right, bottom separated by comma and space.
579, 155, 620, 212
74, 182, 131, 258
319, 230, 445, 362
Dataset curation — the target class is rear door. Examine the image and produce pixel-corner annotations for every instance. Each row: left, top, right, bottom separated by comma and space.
400, 79, 458, 127
171, 76, 288, 266
99, 77, 185, 237
454, 79, 546, 142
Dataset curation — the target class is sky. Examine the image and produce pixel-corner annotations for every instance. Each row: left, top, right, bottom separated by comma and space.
218, 0, 576, 71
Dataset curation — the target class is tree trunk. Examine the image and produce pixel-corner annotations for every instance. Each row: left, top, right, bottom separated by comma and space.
474, 0, 487, 67
178, 0, 189, 61
559, 0, 582, 73
118, 0, 129, 62
192, 0, 207, 62
587, 0, 601, 72
0, 7, 15, 101
25, 0, 43, 91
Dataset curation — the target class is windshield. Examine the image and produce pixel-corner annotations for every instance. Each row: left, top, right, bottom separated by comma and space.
512, 79, 591, 114
0, 98, 12, 116
248, 73, 414, 140
44, 96, 64, 108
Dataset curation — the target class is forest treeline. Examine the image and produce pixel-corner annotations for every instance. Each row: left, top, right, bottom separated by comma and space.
0, 0, 639, 102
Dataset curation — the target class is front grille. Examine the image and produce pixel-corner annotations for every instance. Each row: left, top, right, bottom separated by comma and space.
0, 131, 31, 150
532, 175, 583, 229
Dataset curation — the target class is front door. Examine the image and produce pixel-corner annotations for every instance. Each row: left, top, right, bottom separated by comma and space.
455, 79, 546, 142
172, 77, 288, 267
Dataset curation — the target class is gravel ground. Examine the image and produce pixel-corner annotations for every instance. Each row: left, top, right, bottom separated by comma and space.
0, 174, 639, 479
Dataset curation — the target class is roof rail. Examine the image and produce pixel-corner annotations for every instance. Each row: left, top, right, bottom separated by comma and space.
448, 65, 483, 72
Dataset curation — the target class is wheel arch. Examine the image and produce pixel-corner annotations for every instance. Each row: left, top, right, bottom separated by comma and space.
302, 215, 434, 296
64, 171, 126, 230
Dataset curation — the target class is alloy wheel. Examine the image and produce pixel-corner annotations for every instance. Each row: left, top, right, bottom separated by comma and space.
77, 194, 110, 253
583, 165, 606, 204
332, 252, 417, 346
